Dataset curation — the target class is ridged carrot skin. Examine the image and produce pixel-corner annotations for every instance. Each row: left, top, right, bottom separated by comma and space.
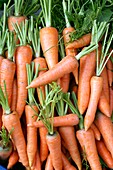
2, 111, 29, 168
40, 27, 58, 69
15, 45, 32, 118
76, 128, 102, 170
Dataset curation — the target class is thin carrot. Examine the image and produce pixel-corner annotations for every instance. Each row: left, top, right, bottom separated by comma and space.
76, 128, 102, 170
11, 78, 17, 112
59, 126, 82, 170
106, 58, 113, 87
45, 154, 54, 170
96, 139, 113, 169
90, 123, 101, 141
7, 150, 19, 169
31, 149, 41, 170
94, 112, 113, 158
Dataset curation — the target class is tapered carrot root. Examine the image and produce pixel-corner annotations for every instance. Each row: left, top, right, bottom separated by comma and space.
25, 105, 38, 167
39, 127, 49, 163
95, 112, 113, 158
77, 50, 96, 114
96, 139, 113, 169
106, 58, 113, 87
84, 76, 103, 131
76, 128, 102, 170
27, 55, 78, 89
59, 126, 82, 170
0, 59, 16, 106
7, 150, 19, 169
90, 123, 101, 141
66, 33, 91, 49
32, 114, 79, 128
46, 131, 63, 170
3, 111, 29, 168
40, 27, 58, 69
45, 154, 53, 170
11, 78, 17, 111
15, 45, 32, 118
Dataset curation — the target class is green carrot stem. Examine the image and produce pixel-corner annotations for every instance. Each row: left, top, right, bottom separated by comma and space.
14, 0, 24, 17
62, 0, 71, 28
7, 32, 16, 61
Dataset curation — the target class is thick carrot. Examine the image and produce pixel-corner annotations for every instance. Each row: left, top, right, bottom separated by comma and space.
32, 113, 79, 128
96, 139, 113, 169
39, 127, 49, 163
59, 126, 82, 170
0, 59, 16, 106
46, 131, 63, 170
76, 128, 102, 170
94, 112, 113, 158
77, 50, 96, 115
27, 55, 78, 89
106, 58, 113, 87
45, 154, 54, 170
2, 111, 29, 168
25, 105, 38, 167
40, 27, 58, 69
66, 33, 91, 49
84, 76, 103, 131
7, 150, 19, 169
15, 45, 32, 117
90, 123, 101, 141
11, 78, 17, 111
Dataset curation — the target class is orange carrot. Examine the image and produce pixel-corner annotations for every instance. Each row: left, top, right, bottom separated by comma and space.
11, 78, 17, 111
96, 139, 113, 169
31, 148, 41, 170
27, 55, 78, 89
66, 33, 91, 49
3, 111, 29, 168
15, 45, 32, 117
0, 56, 4, 83
106, 58, 113, 87
84, 76, 103, 131
94, 112, 113, 158
7, 150, 19, 169
109, 87, 113, 116
45, 154, 54, 170
59, 126, 82, 170
76, 128, 102, 170
77, 50, 96, 115
62, 152, 77, 170
39, 127, 49, 163
25, 105, 38, 167
46, 131, 63, 170
90, 123, 101, 141
32, 113, 79, 128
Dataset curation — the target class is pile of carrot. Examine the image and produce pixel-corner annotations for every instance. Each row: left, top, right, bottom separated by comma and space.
0, 0, 113, 170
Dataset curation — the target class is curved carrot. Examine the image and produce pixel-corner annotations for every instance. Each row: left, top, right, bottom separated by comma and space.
39, 127, 49, 163
76, 128, 102, 170
45, 154, 53, 170
3, 111, 29, 168
25, 105, 38, 167
94, 112, 113, 158
106, 58, 113, 87
7, 150, 19, 169
66, 33, 91, 49
11, 78, 17, 111
90, 123, 101, 141
32, 113, 79, 128
84, 76, 103, 131
27, 55, 78, 89
96, 139, 113, 169
46, 131, 63, 170
59, 126, 82, 170
15, 45, 32, 117
40, 27, 58, 69
77, 50, 96, 115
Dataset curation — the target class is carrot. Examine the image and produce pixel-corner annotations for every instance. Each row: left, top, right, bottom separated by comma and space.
39, 127, 49, 163
66, 33, 91, 49
0, 56, 4, 83
77, 50, 96, 115
90, 123, 101, 141
11, 78, 17, 112
32, 150, 41, 170
96, 139, 113, 169
94, 112, 113, 158
45, 154, 54, 170
109, 87, 113, 116
84, 76, 103, 131
59, 126, 82, 170
76, 128, 102, 170
32, 113, 79, 128
7, 150, 19, 169
106, 58, 113, 87
62, 152, 77, 170
46, 131, 63, 170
